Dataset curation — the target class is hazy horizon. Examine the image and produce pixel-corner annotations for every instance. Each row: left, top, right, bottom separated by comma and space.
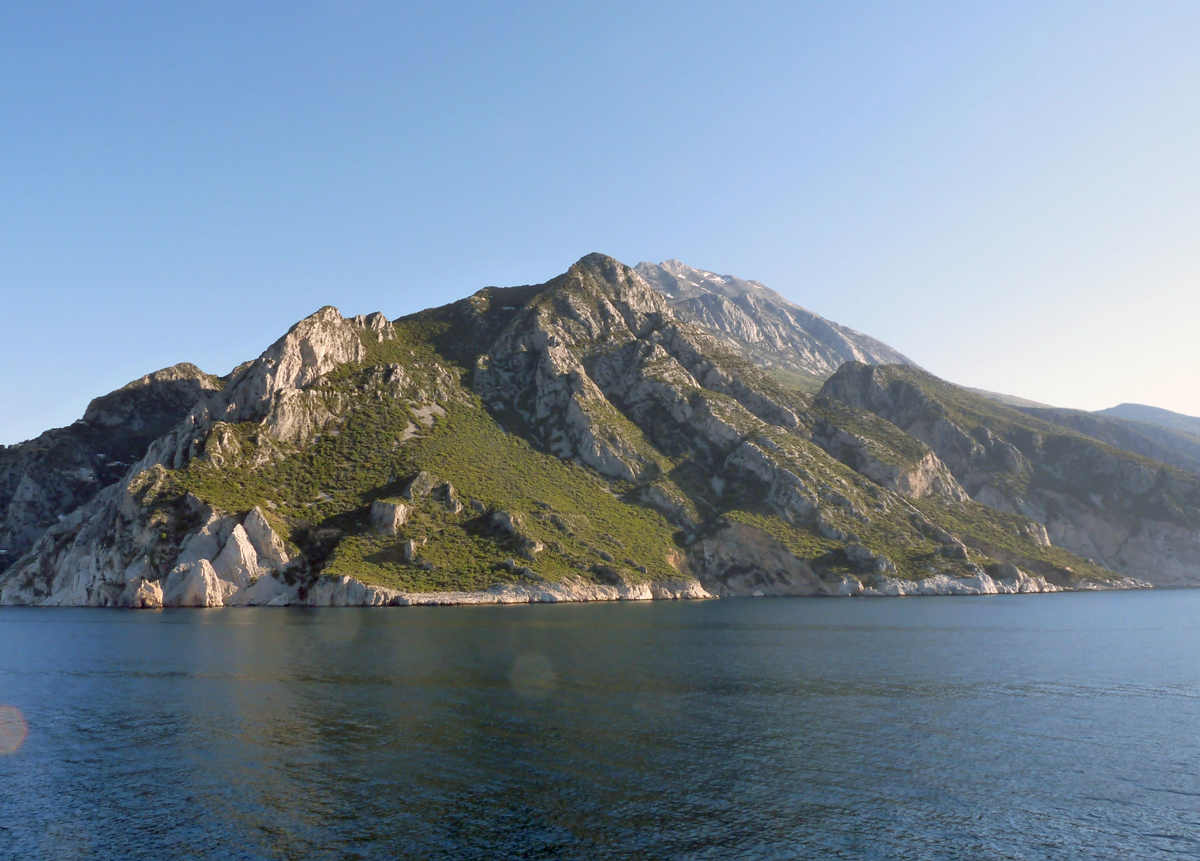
3, 2, 1199, 444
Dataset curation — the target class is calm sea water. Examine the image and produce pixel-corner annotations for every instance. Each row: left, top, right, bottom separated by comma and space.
2, 591, 1199, 860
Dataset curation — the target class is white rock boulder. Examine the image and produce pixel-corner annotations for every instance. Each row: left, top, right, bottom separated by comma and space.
370, 501, 410, 536
163, 560, 233, 607
211, 524, 264, 588
244, 507, 291, 571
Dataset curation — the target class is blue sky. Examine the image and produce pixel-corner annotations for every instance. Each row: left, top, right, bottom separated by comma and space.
2, 1, 1199, 444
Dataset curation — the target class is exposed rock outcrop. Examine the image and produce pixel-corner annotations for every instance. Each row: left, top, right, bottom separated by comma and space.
812, 421, 968, 501
370, 501, 410, 536
0, 364, 221, 572
143, 307, 396, 472
0, 255, 1154, 608
244, 507, 291, 571
821, 362, 1200, 585
305, 574, 714, 606
691, 521, 826, 596
636, 259, 914, 380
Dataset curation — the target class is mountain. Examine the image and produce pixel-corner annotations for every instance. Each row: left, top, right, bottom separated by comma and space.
953, 394, 1200, 477
1014, 407, 1200, 476
821, 363, 1200, 586
965, 387, 1053, 409
0, 364, 222, 572
1, 254, 1131, 608
1095, 403, 1200, 437
635, 260, 913, 392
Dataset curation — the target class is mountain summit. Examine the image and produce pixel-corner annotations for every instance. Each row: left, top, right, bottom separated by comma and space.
1, 254, 1183, 608
636, 259, 913, 389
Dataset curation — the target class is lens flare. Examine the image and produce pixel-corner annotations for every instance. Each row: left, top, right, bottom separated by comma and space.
0, 706, 28, 754
509, 652, 557, 699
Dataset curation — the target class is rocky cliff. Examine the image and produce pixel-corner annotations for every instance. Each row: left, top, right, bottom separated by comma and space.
0, 364, 222, 573
636, 259, 914, 390
0, 255, 1144, 607
820, 363, 1200, 586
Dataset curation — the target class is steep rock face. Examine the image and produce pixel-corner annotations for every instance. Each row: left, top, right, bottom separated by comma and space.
244, 506, 291, 571
475, 256, 812, 488
0, 468, 300, 608
0, 308, 397, 604
821, 363, 1200, 585
144, 307, 396, 472
0, 364, 221, 572
0, 465, 192, 607
474, 254, 674, 481
0, 255, 1136, 606
809, 411, 968, 502
691, 521, 827, 597
636, 260, 913, 383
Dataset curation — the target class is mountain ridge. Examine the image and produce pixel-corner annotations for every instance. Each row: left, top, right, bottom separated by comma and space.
0, 254, 1173, 607
820, 363, 1200, 586
634, 260, 914, 389
1096, 403, 1200, 437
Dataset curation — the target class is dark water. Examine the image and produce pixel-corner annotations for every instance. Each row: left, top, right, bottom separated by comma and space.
2, 592, 1200, 860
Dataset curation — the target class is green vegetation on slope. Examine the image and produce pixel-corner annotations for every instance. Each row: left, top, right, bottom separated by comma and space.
767, 367, 826, 395
162, 286, 1121, 595
913, 496, 1114, 583
327, 402, 681, 590
165, 321, 682, 592
870, 365, 1200, 524
811, 396, 931, 469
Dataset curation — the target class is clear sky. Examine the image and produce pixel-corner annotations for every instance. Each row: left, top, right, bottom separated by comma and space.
2, 1, 1199, 444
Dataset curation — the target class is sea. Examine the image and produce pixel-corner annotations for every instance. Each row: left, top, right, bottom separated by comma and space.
1, 590, 1198, 860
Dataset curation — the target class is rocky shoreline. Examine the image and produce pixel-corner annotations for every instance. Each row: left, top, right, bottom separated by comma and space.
1, 568, 1151, 609
3, 254, 1183, 608
0, 492, 1152, 609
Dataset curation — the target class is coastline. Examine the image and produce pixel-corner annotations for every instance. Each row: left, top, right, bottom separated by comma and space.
1, 569, 1153, 609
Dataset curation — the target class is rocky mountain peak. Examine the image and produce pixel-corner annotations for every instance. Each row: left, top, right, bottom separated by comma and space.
0, 361, 223, 573
0, 254, 1171, 608
635, 259, 914, 385
218, 305, 394, 419
557, 253, 674, 335
137, 305, 400, 475
82, 363, 221, 431
650, 259, 766, 300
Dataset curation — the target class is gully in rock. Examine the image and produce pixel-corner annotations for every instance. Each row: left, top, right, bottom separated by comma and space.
0, 255, 1174, 608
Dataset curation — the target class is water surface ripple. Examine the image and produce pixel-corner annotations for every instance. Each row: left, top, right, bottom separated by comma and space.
2, 590, 1199, 859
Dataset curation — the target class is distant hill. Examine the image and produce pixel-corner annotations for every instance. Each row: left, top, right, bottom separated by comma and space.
1017, 407, 1200, 476
1095, 403, 1200, 438
965, 387, 1053, 409
937, 394, 1200, 478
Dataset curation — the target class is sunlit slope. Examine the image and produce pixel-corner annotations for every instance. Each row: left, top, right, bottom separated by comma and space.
1, 255, 1132, 606
822, 363, 1200, 585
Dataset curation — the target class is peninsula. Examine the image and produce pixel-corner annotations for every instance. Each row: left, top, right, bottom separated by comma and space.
6, 254, 1196, 607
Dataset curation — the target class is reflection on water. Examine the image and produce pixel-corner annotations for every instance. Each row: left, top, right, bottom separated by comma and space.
2, 592, 1200, 859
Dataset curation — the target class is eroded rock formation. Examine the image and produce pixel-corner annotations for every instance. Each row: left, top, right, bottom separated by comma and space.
0, 255, 1168, 606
